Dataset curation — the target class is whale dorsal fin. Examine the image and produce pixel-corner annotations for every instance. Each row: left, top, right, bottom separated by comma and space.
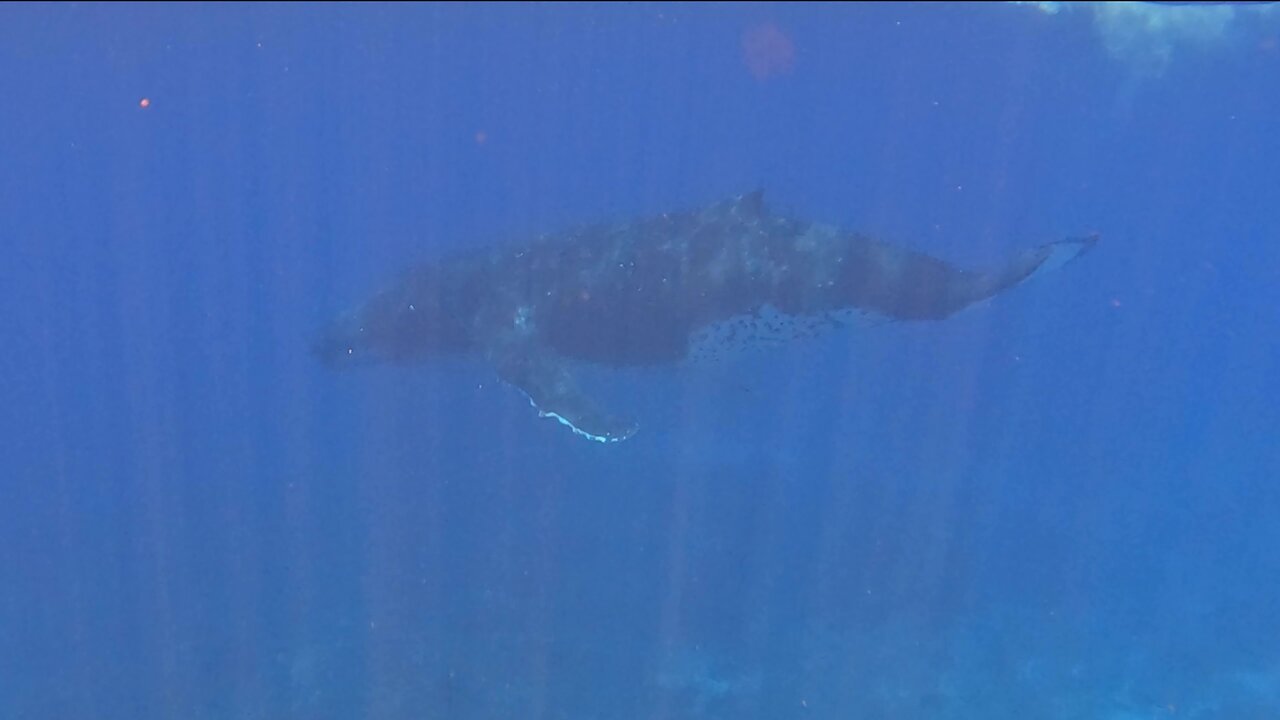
736, 189, 765, 219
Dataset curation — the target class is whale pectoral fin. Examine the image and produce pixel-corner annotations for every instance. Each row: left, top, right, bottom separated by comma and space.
963, 233, 1100, 308
1012, 233, 1100, 285
493, 347, 638, 443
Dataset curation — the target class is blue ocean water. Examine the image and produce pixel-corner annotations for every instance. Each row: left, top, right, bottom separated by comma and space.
2, 2, 1278, 718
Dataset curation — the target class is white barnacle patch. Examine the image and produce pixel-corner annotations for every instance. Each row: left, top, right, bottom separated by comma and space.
513, 305, 533, 330
705, 245, 735, 285
794, 226, 826, 253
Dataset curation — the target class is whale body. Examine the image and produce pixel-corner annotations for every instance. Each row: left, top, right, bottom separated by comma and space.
314, 191, 1097, 442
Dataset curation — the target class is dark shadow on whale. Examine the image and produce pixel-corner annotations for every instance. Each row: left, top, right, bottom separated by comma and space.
314, 191, 1097, 443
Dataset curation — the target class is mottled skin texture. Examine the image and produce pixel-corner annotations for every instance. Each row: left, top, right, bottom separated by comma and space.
315, 192, 1096, 441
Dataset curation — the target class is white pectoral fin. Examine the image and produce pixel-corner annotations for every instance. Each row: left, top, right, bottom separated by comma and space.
985, 233, 1100, 299
1024, 233, 1100, 283
492, 345, 638, 444
954, 233, 1097, 314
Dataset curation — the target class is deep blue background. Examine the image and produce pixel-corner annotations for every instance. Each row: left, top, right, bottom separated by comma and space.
2, 3, 1279, 718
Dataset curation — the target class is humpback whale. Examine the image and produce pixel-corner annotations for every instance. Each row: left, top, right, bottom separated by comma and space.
314, 192, 1096, 443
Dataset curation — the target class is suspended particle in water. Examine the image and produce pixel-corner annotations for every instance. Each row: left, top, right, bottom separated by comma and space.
741, 22, 796, 82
